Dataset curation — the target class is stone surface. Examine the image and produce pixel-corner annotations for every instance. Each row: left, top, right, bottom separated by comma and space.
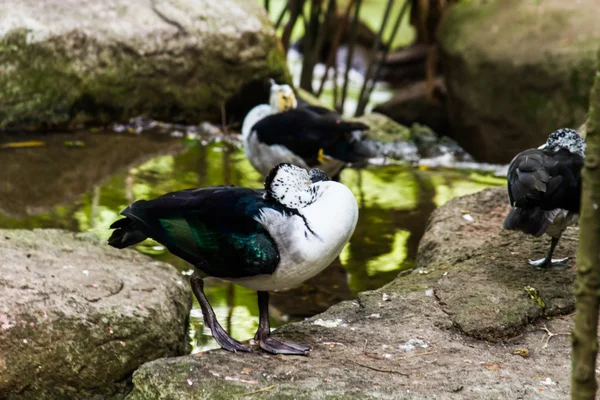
0, 229, 192, 399
374, 78, 450, 137
438, 0, 600, 163
0, 0, 290, 130
125, 187, 577, 399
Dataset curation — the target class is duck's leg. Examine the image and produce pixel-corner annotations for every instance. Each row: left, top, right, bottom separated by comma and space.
254, 291, 310, 356
190, 277, 251, 353
528, 237, 569, 268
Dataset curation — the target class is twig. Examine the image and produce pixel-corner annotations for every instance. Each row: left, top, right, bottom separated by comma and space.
239, 384, 275, 397
350, 360, 409, 376
220, 103, 229, 135
396, 350, 438, 360
538, 324, 570, 350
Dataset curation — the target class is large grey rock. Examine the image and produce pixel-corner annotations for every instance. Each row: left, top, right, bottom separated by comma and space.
438, 0, 600, 163
125, 187, 577, 399
0, 0, 290, 130
0, 229, 192, 399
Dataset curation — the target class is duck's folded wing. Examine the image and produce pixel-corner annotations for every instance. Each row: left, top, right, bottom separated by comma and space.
252, 108, 369, 165
507, 149, 582, 211
121, 187, 281, 278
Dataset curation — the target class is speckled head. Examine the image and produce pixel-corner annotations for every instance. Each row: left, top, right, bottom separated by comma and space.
269, 81, 297, 113
541, 128, 586, 158
264, 164, 320, 209
309, 168, 329, 183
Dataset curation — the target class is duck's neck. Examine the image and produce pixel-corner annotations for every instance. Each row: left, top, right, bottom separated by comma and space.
297, 181, 358, 245
242, 104, 273, 140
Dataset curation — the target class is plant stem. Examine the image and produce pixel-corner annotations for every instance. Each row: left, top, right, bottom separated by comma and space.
274, 2, 289, 29
571, 54, 600, 400
316, 0, 354, 97
354, 0, 394, 116
339, 0, 362, 114
361, 0, 411, 116
281, 0, 306, 52
299, 0, 324, 92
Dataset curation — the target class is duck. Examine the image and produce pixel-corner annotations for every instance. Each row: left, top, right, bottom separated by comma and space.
241, 80, 373, 180
503, 128, 585, 267
108, 163, 358, 355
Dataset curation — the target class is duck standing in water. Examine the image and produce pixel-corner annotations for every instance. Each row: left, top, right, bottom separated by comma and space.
503, 128, 585, 267
242, 80, 373, 179
108, 164, 358, 355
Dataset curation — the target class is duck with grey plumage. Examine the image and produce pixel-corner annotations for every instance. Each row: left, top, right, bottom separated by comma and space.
503, 128, 585, 267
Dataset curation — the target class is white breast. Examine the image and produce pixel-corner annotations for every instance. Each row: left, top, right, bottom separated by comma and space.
229, 182, 359, 291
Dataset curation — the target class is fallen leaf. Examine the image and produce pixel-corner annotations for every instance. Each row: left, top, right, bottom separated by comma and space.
483, 362, 502, 371
241, 367, 252, 375
1, 141, 45, 149
441, 265, 448, 270
63, 140, 86, 147
513, 348, 529, 358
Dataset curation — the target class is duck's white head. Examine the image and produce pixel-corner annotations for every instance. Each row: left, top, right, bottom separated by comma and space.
539, 128, 585, 158
269, 80, 297, 114
264, 163, 329, 209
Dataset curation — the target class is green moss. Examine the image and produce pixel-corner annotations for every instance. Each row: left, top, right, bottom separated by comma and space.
0, 7, 292, 131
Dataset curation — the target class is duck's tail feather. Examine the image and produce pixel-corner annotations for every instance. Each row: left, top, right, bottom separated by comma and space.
503, 207, 551, 237
108, 218, 148, 249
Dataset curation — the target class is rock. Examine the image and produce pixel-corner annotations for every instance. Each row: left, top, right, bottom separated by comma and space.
125, 187, 576, 399
409, 123, 472, 161
353, 112, 419, 162
374, 78, 450, 136
0, 0, 290, 131
0, 229, 192, 399
438, 0, 600, 163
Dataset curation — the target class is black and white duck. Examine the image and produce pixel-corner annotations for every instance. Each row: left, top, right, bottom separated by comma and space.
503, 128, 585, 267
241, 81, 373, 179
108, 163, 358, 355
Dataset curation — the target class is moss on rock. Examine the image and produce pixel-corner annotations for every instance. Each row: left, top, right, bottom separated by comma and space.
0, 0, 290, 131
438, 0, 600, 163
0, 229, 192, 399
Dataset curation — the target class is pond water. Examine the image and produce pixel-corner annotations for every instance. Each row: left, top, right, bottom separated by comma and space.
0, 131, 505, 352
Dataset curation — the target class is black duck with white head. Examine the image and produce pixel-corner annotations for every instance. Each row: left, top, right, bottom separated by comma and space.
503, 128, 585, 267
108, 163, 358, 355
241, 80, 373, 179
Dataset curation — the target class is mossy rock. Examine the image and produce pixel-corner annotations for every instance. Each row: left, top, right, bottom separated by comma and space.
0, 0, 290, 131
438, 0, 600, 163
0, 229, 192, 399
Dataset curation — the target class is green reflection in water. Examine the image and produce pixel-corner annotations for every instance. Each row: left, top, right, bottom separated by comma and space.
0, 133, 505, 353
366, 230, 410, 275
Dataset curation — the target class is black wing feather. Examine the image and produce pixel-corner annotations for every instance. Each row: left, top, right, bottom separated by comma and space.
252, 107, 370, 165
507, 148, 583, 212
111, 187, 284, 278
